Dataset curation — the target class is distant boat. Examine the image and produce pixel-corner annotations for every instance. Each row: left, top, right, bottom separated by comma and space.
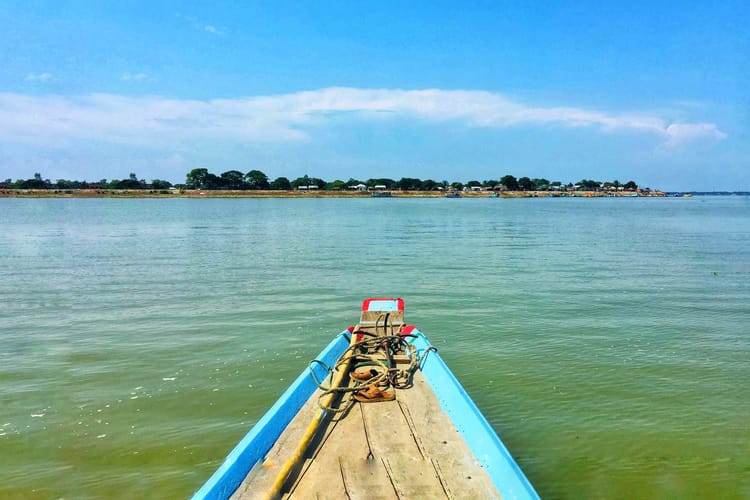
445, 190, 461, 198
371, 191, 392, 197
192, 298, 539, 500
489, 192, 500, 198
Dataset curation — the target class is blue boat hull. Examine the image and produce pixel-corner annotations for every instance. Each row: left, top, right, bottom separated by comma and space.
193, 329, 538, 499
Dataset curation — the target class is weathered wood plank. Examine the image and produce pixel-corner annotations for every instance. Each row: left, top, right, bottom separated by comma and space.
285, 405, 365, 498
337, 458, 397, 500
233, 348, 501, 499
396, 372, 502, 498
231, 392, 325, 499
360, 398, 449, 497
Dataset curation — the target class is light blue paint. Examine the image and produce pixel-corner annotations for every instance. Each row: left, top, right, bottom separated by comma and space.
191, 332, 351, 500
365, 299, 401, 311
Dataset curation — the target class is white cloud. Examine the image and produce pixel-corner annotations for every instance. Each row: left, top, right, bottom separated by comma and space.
663, 122, 727, 148
203, 25, 224, 35
0, 87, 726, 149
24, 73, 52, 82
121, 72, 148, 82
176, 14, 225, 36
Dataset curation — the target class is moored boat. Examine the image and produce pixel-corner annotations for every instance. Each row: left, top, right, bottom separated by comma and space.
371, 191, 392, 197
193, 298, 538, 499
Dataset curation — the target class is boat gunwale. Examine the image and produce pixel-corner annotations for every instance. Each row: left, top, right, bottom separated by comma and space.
191, 331, 351, 500
193, 328, 538, 500
411, 331, 539, 499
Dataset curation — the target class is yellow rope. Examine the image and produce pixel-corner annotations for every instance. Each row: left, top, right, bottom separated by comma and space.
264, 332, 358, 499
264, 330, 425, 498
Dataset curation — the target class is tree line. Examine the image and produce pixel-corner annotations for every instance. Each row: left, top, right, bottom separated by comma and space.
1, 172, 173, 190
185, 169, 639, 191
2, 169, 639, 192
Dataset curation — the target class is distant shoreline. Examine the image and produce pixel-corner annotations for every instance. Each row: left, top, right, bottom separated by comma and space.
0, 189, 675, 198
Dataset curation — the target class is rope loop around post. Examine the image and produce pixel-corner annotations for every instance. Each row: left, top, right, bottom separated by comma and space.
309, 359, 334, 390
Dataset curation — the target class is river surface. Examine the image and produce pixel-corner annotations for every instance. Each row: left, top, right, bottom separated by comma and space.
1, 196, 749, 499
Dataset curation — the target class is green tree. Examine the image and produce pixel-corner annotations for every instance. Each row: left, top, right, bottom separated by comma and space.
500, 175, 519, 191
270, 176, 291, 190
396, 177, 423, 190
309, 177, 326, 189
291, 175, 312, 189
518, 176, 534, 191
203, 173, 222, 189
245, 169, 269, 190
366, 178, 396, 189
186, 168, 210, 189
578, 179, 601, 190
151, 179, 172, 189
327, 179, 346, 190
18, 172, 49, 189
221, 170, 246, 190
624, 180, 638, 191
127, 173, 145, 189
111, 173, 144, 189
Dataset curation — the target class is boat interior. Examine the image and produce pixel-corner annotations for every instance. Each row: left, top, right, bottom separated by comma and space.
230, 300, 501, 499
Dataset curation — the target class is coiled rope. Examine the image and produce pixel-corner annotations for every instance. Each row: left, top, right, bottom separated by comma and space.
311, 334, 434, 412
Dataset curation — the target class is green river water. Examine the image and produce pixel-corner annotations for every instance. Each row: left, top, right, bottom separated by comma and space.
1, 196, 748, 499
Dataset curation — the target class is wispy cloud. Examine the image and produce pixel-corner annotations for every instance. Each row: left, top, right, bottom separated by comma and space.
0, 87, 726, 148
177, 14, 225, 36
24, 73, 52, 82
203, 25, 224, 36
120, 72, 149, 82
663, 122, 727, 148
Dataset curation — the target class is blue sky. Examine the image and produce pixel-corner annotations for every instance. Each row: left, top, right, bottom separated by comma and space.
1, 1, 748, 190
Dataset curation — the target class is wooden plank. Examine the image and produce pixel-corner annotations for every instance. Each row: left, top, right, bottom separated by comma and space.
233, 353, 501, 499
285, 404, 368, 498
359, 398, 449, 497
338, 458, 397, 500
395, 372, 502, 498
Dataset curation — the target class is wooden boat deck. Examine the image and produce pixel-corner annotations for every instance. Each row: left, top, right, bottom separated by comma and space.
231, 370, 501, 499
